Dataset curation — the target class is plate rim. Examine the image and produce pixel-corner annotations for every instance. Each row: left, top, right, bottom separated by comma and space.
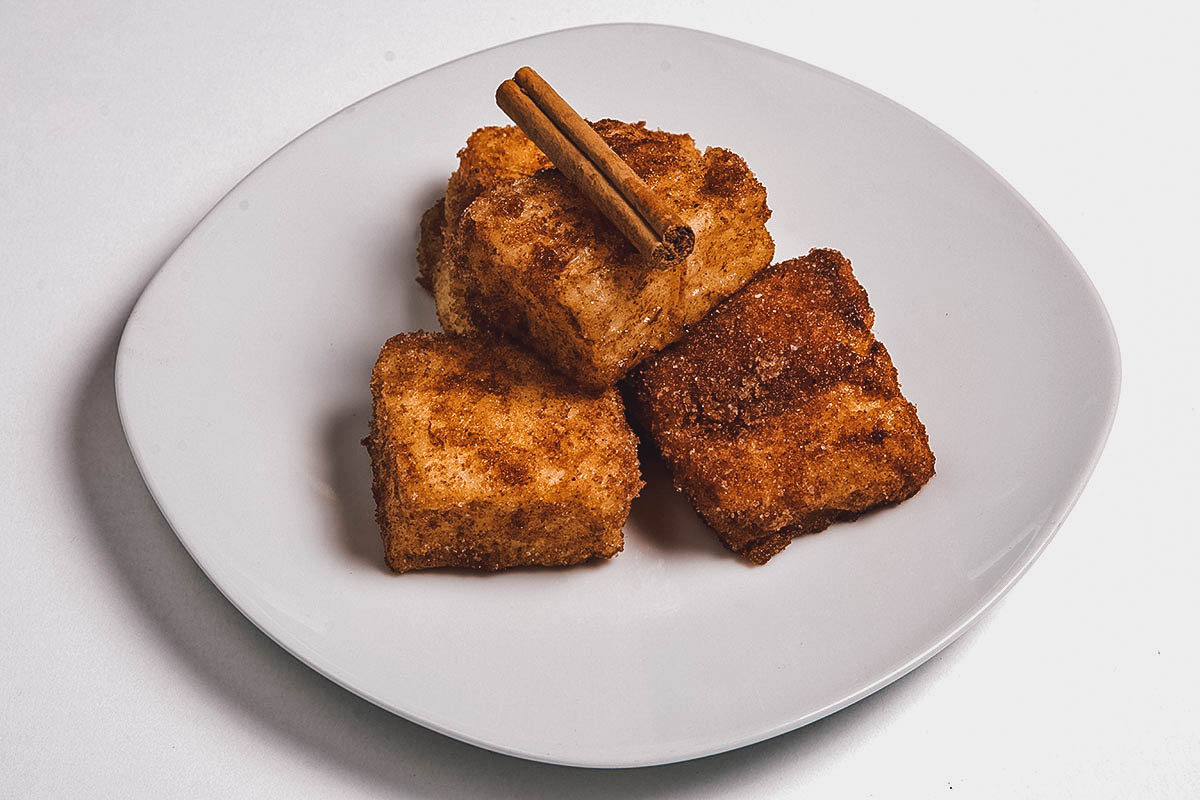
114, 22, 1122, 768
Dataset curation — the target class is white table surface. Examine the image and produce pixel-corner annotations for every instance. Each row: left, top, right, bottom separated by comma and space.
3, 1, 1197, 797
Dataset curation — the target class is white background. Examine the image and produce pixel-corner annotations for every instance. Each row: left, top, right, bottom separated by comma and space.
2, 1, 1197, 797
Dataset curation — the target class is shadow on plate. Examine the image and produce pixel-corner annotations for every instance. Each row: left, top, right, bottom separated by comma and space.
626, 443, 733, 560
322, 405, 393, 573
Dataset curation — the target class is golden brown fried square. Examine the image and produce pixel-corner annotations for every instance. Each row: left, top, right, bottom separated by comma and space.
624, 249, 935, 564
365, 331, 642, 572
427, 120, 774, 389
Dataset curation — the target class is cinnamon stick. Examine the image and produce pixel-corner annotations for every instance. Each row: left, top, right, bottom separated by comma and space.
496, 67, 694, 267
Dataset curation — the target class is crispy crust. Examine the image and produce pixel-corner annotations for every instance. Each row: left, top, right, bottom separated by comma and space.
624, 249, 935, 564
365, 331, 643, 572
422, 120, 774, 387
416, 125, 550, 297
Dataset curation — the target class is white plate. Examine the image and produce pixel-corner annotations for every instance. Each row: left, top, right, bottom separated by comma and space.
115, 24, 1120, 768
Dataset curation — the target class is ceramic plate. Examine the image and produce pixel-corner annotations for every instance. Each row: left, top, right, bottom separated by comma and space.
115, 24, 1119, 767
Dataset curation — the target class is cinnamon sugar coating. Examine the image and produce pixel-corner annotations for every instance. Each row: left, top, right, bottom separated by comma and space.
420, 120, 774, 389
624, 250, 935, 564
416, 125, 549, 295
365, 332, 642, 572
